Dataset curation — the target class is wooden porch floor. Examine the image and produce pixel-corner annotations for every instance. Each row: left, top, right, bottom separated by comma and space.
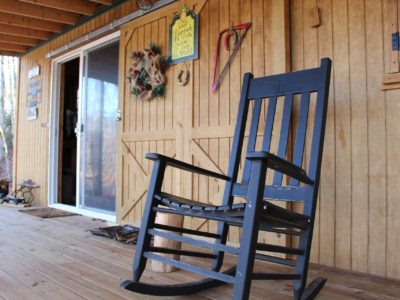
0, 207, 399, 300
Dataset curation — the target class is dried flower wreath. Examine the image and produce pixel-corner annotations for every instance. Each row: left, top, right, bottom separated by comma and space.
127, 43, 169, 101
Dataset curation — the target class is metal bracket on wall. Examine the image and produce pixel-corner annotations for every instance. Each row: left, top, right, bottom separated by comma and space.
46, 0, 177, 59
392, 32, 399, 51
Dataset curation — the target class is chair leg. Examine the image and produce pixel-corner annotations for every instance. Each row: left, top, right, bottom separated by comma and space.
232, 160, 267, 300
132, 208, 156, 281
293, 282, 304, 300
213, 185, 236, 271
211, 222, 229, 271
132, 160, 166, 282
293, 227, 312, 300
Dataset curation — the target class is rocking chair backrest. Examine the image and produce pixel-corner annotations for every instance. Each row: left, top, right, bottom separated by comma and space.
223, 58, 331, 214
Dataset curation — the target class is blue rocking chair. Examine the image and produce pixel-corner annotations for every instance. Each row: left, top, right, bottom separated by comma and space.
121, 58, 332, 300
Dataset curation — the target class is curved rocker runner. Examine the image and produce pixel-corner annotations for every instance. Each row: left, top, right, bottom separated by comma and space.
121, 266, 236, 296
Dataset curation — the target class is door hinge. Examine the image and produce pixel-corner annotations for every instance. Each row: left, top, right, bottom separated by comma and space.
392, 32, 400, 51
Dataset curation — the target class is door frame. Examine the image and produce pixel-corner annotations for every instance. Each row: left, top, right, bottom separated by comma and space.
48, 31, 120, 222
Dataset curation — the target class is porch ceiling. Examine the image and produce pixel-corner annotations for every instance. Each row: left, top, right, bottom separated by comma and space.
0, 0, 122, 56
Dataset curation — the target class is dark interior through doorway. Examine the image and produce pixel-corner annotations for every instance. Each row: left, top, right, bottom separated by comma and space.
58, 57, 79, 206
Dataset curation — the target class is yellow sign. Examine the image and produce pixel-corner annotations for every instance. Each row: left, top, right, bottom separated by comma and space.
169, 9, 198, 64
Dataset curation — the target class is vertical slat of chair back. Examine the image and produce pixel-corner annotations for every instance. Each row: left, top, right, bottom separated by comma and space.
221, 73, 253, 207
307, 59, 331, 181
261, 96, 278, 152
304, 58, 331, 214
273, 94, 294, 185
241, 98, 263, 184
290, 92, 311, 186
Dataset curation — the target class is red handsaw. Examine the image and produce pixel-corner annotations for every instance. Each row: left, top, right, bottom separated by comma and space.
211, 22, 251, 93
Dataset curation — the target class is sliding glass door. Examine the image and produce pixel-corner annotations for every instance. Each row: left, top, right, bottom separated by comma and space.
79, 39, 119, 214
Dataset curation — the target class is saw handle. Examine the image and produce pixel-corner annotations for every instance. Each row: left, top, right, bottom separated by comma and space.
224, 29, 238, 50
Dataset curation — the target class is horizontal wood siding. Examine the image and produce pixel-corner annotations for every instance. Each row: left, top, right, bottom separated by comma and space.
290, 0, 400, 279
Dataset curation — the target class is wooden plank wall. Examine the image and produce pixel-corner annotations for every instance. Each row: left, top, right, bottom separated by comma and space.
188, 0, 290, 246
14, 1, 142, 206
290, 0, 400, 280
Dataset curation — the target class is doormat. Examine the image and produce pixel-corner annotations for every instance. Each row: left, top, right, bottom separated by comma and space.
19, 207, 78, 218
87, 225, 140, 244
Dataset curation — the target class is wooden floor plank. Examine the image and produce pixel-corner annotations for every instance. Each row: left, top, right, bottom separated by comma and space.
0, 234, 132, 300
0, 255, 85, 300
0, 224, 217, 300
1, 207, 400, 300
0, 268, 53, 300
0, 211, 212, 299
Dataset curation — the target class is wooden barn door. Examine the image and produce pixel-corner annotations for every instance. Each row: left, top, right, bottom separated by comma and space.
116, 1, 206, 225
117, 0, 290, 252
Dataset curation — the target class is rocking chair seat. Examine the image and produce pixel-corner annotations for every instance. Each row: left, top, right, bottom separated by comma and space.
155, 192, 245, 211
155, 192, 310, 230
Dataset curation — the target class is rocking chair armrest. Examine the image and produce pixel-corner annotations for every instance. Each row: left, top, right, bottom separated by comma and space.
145, 153, 231, 181
246, 151, 314, 185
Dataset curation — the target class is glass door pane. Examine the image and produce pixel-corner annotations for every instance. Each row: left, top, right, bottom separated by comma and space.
79, 40, 119, 213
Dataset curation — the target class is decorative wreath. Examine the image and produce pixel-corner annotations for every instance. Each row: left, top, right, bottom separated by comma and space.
127, 43, 169, 101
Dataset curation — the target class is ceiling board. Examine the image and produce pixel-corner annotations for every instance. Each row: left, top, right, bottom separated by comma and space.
90, 0, 113, 5
0, 24, 52, 40
18, 0, 102, 16
0, 42, 28, 52
0, 0, 133, 56
0, 50, 20, 56
0, 12, 65, 32
0, 34, 40, 46
0, 0, 80, 25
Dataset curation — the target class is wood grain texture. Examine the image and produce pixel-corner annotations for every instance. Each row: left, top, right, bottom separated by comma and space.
386, 88, 400, 279
1, 208, 399, 300
290, 0, 400, 279
298, 0, 320, 263
387, 0, 399, 73
316, 0, 335, 268
331, 0, 351, 271
118, 2, 182, 272
365, 0, 387, 277
348, 0, 369, 274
